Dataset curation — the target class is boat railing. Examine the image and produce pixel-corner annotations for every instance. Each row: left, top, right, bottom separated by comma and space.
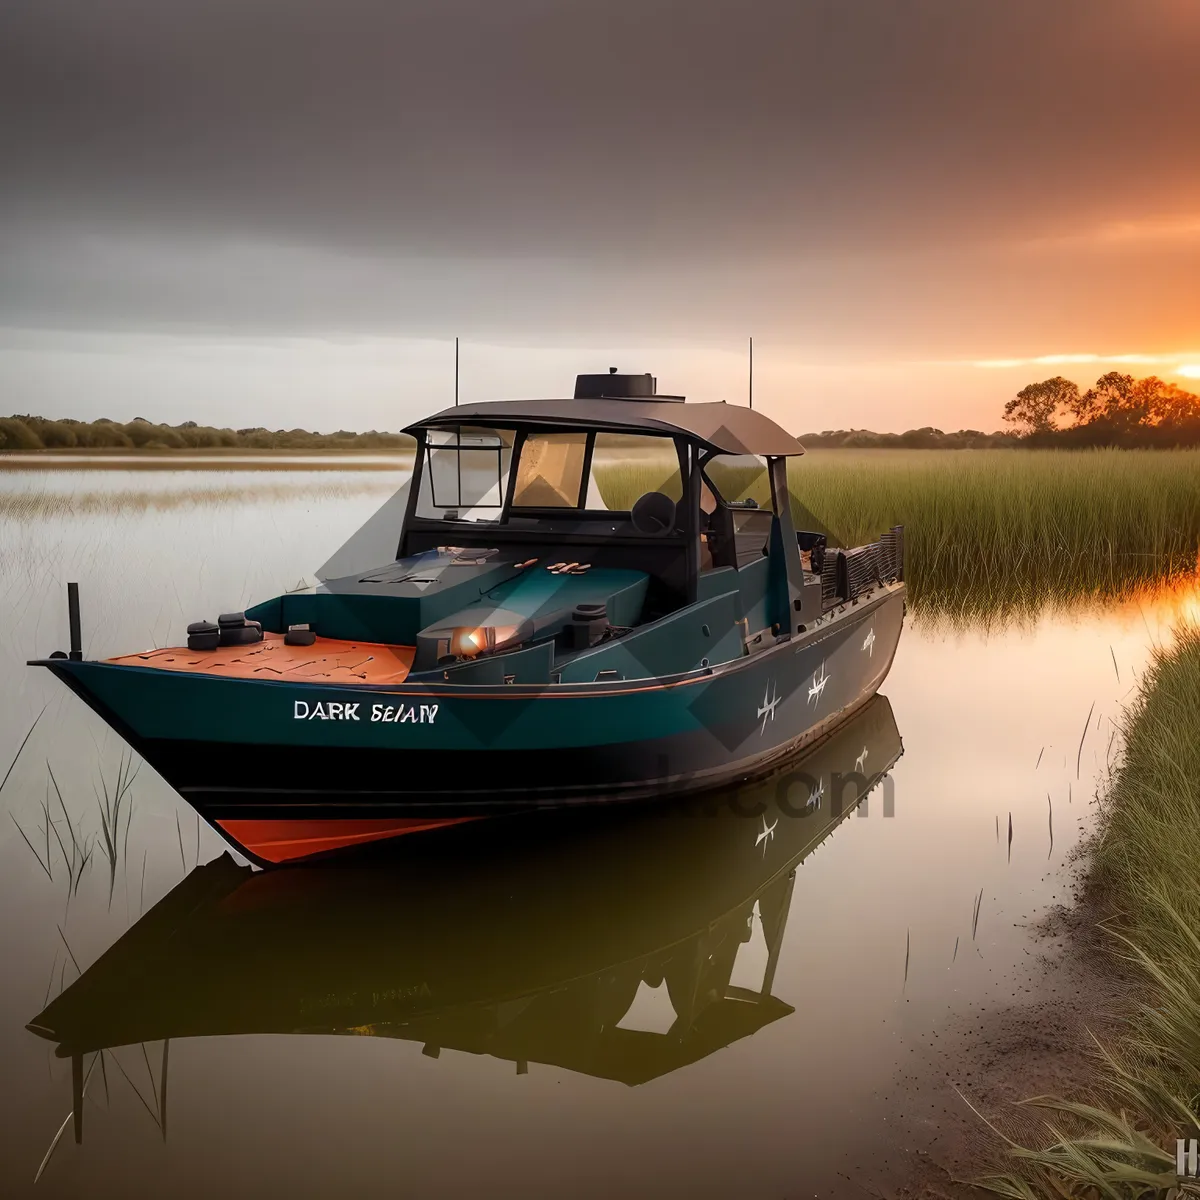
819, 525, 904, 609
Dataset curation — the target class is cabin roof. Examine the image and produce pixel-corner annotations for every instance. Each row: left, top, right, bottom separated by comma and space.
405, 398, 806, 457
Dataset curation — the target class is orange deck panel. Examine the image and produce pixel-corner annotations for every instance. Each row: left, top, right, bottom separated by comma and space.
107, 633, 415, 685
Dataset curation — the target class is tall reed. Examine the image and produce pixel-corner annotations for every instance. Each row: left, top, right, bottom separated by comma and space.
594, 449, 1200, 621
95, 750, 139, 905
46, 764, 93, 901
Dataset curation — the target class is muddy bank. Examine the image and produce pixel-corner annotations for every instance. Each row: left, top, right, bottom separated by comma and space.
827, 863, 1142, 1199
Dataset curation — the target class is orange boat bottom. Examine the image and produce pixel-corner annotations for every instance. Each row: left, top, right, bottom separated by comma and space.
216, 816, 480, 864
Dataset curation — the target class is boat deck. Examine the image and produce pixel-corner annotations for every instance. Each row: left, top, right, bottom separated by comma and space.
107, 634, 415, 685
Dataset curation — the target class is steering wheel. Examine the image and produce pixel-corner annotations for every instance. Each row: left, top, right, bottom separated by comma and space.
630, 491, 676, 535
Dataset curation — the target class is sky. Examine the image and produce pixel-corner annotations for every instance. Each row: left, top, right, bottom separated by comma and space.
1, 0, 1199, 434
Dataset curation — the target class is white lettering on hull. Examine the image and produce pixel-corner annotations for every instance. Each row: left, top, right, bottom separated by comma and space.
292, 699, 437, 724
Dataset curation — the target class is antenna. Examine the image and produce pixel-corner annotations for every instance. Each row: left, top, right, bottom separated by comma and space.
748, 336, 754, 410
454, 336, 461, 503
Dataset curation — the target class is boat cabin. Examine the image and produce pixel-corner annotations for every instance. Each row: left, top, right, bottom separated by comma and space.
400, 370, 814, 621
209, 371, 901, 688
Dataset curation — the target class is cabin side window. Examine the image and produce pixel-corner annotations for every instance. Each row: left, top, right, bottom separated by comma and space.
583, 434, 683, 512
703, 453, 770, 508
700, 453, 775, 569
415, 427, 515, 522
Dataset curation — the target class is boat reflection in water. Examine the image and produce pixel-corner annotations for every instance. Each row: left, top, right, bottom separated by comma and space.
28, 696, 902, 1142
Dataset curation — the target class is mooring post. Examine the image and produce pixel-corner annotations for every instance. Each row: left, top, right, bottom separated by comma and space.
67, 582, 82, 660
160, 1039, 169, 1140
72, 1052, 83, 1144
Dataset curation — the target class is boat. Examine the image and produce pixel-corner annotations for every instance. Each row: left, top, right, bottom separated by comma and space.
27, 695, 903, 1143
30, 369, 906, 865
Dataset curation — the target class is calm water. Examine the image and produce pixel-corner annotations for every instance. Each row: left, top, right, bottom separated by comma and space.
1, 467, 1195, 1198
0, 454, 414, 470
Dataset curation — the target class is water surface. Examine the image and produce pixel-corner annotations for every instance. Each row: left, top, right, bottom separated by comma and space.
0, 454, 413, 470
0, 467, 1193, 1198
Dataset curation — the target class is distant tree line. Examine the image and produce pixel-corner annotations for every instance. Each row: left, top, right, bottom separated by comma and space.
1002, 373, 1200, 447
798, 427, 1018, 449
1, 414, 1023, 453
0, 415, 416, 452
8, 384, 1196, 454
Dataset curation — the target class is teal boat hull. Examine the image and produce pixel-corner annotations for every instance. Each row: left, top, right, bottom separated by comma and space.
37, 586, 903, 843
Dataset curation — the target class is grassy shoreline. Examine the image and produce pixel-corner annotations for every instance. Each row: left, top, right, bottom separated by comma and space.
977, 626, 1200, 1198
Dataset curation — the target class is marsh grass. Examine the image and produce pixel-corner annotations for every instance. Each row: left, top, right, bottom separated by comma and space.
594, 450, 1200, 622
95, 751, 139, 905
34, 1052, 97, 1184
34, 1040, 170, 1182
46, 764, 94, 902
11, 808, 53, 880
0, 707, 44, 795
5, 709, 52, 876
8, 732, 142, 908
976, 626, 1200, 1198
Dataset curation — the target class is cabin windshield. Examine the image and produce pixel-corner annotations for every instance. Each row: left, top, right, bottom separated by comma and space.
418, 427, 687, 523
415, 427, 516, 523
511, 433, 589, 507
584, 434, 682, 513
508, 431, 686, 515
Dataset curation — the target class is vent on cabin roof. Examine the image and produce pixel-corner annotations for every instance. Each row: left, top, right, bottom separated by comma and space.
573, 367, 683, 401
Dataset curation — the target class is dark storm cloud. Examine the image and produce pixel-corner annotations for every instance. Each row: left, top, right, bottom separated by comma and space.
1, 0, 1198, 337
